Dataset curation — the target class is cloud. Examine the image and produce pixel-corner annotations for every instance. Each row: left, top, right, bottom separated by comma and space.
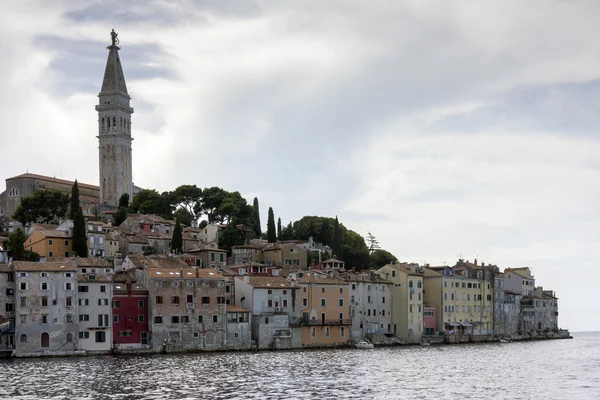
1, 0, 599, 330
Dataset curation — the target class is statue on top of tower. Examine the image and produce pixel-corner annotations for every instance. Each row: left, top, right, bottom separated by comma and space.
110, 29, 119, 46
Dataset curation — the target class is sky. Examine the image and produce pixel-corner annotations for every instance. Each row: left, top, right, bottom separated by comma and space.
1, 0, 599, 331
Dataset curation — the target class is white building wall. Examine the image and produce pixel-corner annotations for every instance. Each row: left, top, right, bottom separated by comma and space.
77, 280, 112, 353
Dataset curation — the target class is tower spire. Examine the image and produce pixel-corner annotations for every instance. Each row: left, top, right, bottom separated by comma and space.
96, 30, 134, 208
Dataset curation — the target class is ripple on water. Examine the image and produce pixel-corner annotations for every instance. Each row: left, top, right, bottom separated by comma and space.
0, 333, 599, 399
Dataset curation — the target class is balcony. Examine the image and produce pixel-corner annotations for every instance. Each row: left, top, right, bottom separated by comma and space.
300, 317, 352, 326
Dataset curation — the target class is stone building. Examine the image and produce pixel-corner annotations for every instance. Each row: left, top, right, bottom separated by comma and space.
377, 263, 424, 343
13, 261, 79, 357
493, 273, 522, 336
235, 276, 302, 350
138, 267, 227, 352
225, 305, 252, 350
97, 30, 134, 207
344, 271, 393, 340
0, 263, 15, 352
504, 267, 535, 297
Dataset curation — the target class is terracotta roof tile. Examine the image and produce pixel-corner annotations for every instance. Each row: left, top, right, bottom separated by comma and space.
13, 261, 77, 272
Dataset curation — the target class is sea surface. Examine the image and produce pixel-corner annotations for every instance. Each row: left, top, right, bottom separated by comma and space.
0, 332, 598, 399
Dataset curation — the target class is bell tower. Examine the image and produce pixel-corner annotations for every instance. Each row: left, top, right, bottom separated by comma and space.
96, 29, 133, 207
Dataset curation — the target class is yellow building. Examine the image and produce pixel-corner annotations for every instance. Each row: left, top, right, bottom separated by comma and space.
376, 263, 424, 343
25, 229, 73, 259
423, 266, 493, 335
263, 243, 307, 269
296, 273, 351, 347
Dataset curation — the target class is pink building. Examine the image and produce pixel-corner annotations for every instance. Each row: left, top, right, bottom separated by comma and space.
424, 307, 437, 336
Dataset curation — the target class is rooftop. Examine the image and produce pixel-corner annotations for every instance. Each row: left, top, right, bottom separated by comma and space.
13, 261, 77, 272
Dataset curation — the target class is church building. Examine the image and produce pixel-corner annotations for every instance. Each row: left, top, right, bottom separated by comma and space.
0, 30, 136, 218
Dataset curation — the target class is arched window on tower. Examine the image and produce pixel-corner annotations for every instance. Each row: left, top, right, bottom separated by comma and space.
120, 117, 123, 130
113, 116, 116, 128
8, 188, 19, 197
0, 207, 4, 216
101, 117, 105, 131
107, 117, 110, 128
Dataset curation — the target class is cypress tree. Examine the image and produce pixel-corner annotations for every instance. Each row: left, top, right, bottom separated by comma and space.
72, 209, 88, 257
252, 197, 261, 237
118, 193, 130, 208
333, 215, 341, 259
267, 207, 277, 243
277, 217, 282, 240
70, 180, 80, 220
172, 218, 183, 254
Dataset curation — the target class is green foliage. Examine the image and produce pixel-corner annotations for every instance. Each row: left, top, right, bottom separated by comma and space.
253, 197, 261, 237
13, 190, 70, 225
7, 229, 27, 260
218, 220, 246, 254
118, 193, 130, 208
70, 180, 80, 220
369, 249, 398, 269
333, 216, 341, 258
366, 231, 381, 254
267, 207, 277, 243
171, 185, 202, 224
280, 221, 295, 241
173, 208, 193, 227
196, 187, 227, 223
115, 207, 127, 226
23, 250, 41, 262
172, 218, 183, 254
72, 209, 88, 257
277, 217, 282, 240
199, 220, 208, 229
129, 189, 173, 218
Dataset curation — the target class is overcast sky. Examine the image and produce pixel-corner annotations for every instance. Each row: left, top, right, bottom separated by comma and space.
1, 0, 599, 331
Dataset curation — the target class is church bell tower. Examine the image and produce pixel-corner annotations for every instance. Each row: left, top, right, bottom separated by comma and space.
96, 29, 133, 207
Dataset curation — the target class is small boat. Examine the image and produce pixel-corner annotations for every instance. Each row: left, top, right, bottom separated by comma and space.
499, 339, 509, 343
421, 342, 431, 347
355, 340, 374, 349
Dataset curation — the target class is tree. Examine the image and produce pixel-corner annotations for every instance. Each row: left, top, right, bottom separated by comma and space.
171, 185, 202, 225
366, 231, 381, 254
129, 189, 173, 218
252, 197, 261, 237
267, 207, 276, 243
218, 219, 246, 254
196, 187, 227, 223
277, 217, 282, 241
72, 209, 88, 257
173, 208, 193, 227
7, 229, 26, 260
369, 249, 398, 269
172, 218, 183, 254
280, 221, 295, 241
13, 190, 69, 225
70, 180, 80, 220
118, 193, 130, 208
333, 216, 341, 259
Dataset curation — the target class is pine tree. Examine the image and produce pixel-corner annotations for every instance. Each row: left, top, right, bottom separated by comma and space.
277, 217, 282, 240
267, 207, 277, 243
253, 197, 261, 237
333, 215, 341, 259
70, 180, 80, 220
72, 209, 88, 257
172, 218, 183, 254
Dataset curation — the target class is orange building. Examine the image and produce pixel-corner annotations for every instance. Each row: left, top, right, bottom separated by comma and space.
25, 229, 73, 259
296, 272, 351, 347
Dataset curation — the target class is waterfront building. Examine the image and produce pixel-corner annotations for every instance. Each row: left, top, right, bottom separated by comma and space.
295, 273, 351, 348
504, 267, 535, 297
533, 287, 558, 332
376, 263, 424, 343
138, 267, 227, 352
0, 263, 15, 352
13, 261, 79, 357
343, 271, 393, 340
423, 266, 491, 336
493, 273, 522, 336
234, 276, 302, 349
25, 229, 73, 259
423, 306, 437, 336
225, 305, 252, 350
77, 274, 112, 354
112, 271, 150, 351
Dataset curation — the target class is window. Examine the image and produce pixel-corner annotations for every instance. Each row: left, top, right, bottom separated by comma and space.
303, 298, 308, 307
20, 282, 27, 290
213, 315, 218, 323
138, 314, 145, 322
268, 299, 273, 307
141, 332, 149, 344
49, 239, 53, 246
282, 299, 288, 307
219, 253, 224, 262
181, 315, 189, 323
417, 281, 422, 288
138, 300, 144, 308
98, 314, 109, 327
410, 304, 413, 313
20, 297, 27, 307
303, 287, 307, 293
451, 293, 454, 300
409, 281, 413, 288
325, 327, 330, 338
95, 331, 106, 343
171, 316, 180, 324
41, 332, 50, 348
66, 332, 73, 343
311, 327, 316, 338
172, 296, 180, 305
98, 299, 109, 306
65, 273, 72, 278
65, 282, 72, 291
321, 287, 326, 293
5, 288, 13, 296
339, 299, 344, 307
217, 297, 225, 304
382, 296, 386, 304
198, 315, 203, 323
79, 314, 89, 322
66, 297, 73, 307
48, 251, 53, 257
78, 286, 89, 293
19, 272, 28, 278
341, 327, 345, 337
79, 332, 90, 339
339, 287, 343, 294
193, 331, 200, 338
112, 300, 120, 308
42, 314, 48, 324
113, 314, 119, 323
100, 285, 106, 293
41, 297, 48, 307
20, 334, 27, 344
202, 297, 210, 305
155, 296, 163, 304
154, 316, 163, 324
5, 303, 14, 312
321, 299, 326, 307
267, 289, 272, 294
